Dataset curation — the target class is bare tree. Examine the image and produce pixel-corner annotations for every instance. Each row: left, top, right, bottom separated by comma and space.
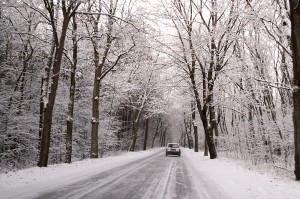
128, 75, 159, 151
84, 0, 135, 158
169, 0, 219, 158
65, 14, 78, 164
38, 0, 80, 167
289, 0, 300, 181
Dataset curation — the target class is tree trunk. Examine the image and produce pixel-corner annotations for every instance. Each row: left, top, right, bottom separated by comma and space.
191, 72, 217, 159
183, 112, 192, 149
143, 118, 149, 150
159, 127, 166, 147
193, 124, 198, 152
183, 132, 186, 148
151, 118, 161, 148
289, 0, 300, 181
186, 133, 192, 149
163, 130, 166, 146
200, 106, 217, 159
129, 121, 138, 151
89, 12, 111, 158
192, 102, 198, 152
39, 43, 55, 151
209, 94, 218, 137
129, 108, 141, 151
204, 138, 208, 156
65, 15, 77, 164
90, 64, 101, 158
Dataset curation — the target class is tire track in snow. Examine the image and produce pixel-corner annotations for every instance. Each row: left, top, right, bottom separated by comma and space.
36, 149, 228, 199
37, 150, 164, 199
141, 157, 174, 199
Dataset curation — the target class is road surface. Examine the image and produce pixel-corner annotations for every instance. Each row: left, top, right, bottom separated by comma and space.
35, 149, 227, 199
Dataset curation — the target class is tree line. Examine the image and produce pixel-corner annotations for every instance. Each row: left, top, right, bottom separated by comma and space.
0, 0, 171, 171
0, 0, 300, 181
156, 0, 300, 180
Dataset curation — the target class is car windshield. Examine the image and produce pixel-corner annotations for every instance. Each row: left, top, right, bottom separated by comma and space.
168, 143, 179, 148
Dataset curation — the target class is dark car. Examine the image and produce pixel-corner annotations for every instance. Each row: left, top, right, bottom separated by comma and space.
166, 143, 181, 156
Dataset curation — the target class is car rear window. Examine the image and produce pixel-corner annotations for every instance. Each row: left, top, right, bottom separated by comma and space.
168, 143, 179, 148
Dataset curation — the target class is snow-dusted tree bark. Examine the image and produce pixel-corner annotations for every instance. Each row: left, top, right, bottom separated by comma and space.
143, 118, 149, 150
65, 14, 78, 164
191, 101, 198, 152
289, 0, 300, 181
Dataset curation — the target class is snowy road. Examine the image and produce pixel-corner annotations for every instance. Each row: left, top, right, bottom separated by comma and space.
34, 149, 226, 199
2, 148, 300, 199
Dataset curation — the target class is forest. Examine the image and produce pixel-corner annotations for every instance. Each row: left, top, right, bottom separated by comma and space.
0, 0, 300, 180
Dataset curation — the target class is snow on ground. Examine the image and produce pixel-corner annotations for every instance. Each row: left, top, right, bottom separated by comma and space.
182, 148, 300, 199
1, 147, 300, 199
